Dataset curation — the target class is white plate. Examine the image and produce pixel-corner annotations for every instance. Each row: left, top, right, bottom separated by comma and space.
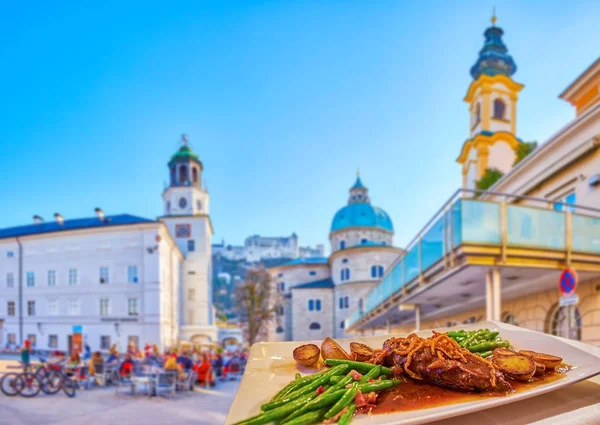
225, 321, 600, 425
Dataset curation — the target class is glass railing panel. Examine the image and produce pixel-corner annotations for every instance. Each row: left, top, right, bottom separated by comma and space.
391, 261, 403, 294
572, 214, 600, 253
461, 199, 501, 244
507, 205, 565, 250
380, 274, 392, 300
451, 200, 462, 248
421, 217, 444, 270
403, 245, 419, 284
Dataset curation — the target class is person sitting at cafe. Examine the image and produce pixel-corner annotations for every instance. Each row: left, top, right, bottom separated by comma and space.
120, 353, 135, 378
107, 345, 120, 364
176, 351, 193, 372
164, 354, 185, 380
89, 351, 104, 375
195, 354, 214, 387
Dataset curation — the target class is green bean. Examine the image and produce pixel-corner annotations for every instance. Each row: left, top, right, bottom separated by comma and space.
467, 340, 509, 353
281, 389, 347, 423
262, 365, 347, 411
324, 359, 393, 376
359, 365, 381, 384
358, 379, 402, 393
478, 350, 493, 358
282, 408, 327, 425
460, 330, 484, 347
232, 392, 319, 425
271, 368, 330, 401
329, 375, 343, 383
338, 403, 356, 425
295, 373, 301, 380
447, 331, 466, 338
324, 382, 358, 419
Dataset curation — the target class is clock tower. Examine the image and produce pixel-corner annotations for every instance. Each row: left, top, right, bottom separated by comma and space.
160, 134, 217, 343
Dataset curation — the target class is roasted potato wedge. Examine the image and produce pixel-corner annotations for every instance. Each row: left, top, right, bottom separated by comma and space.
494, 347, 518, 357
518, 350, 563, 369
321, 337, 351, 361
349, 342, 373, 362
533, 361, 546, 376
492, 354, 536, 381
293, 344, 320, 367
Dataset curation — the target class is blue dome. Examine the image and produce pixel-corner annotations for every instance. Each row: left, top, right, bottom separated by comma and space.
470, 26, 517, 80
330, 203, 393, 233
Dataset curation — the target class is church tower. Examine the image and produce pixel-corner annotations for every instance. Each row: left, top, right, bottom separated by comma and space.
160, 135, 217, 343
457, 13, 524, 191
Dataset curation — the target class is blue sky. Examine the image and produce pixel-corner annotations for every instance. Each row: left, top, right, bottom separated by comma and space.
1, 1, 599, 250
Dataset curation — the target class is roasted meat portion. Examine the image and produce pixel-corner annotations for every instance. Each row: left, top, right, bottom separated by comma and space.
375, 333, 512, 393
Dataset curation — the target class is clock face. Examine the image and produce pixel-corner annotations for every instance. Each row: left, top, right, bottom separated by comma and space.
179, 197, 188, 209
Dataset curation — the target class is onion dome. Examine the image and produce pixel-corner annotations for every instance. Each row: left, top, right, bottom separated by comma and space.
470, 15, 517, 80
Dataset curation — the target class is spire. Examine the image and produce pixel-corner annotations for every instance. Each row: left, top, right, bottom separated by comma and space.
348, 173, 369, 204
470, 12, 517, 80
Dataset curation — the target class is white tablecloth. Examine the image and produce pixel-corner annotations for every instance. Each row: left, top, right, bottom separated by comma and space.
432, 337, 600, 425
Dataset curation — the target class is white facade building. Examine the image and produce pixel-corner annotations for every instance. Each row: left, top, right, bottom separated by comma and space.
268, 175, 404, 341
0, 137, 218, 352
213, 235, 324, 263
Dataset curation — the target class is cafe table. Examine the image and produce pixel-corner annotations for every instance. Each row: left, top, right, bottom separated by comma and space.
431, 336, 600, 425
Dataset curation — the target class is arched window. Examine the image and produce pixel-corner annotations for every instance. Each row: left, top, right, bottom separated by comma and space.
342, 258, 348, 264
308, 300, 314, 311
474, 103, 481, 124
371, 265, 384, 278
548, 304, 582, 340
340, 268, 350, 281
309, 271, 317, 276
493, 99, 506, 120
170, 166, 176, 184
344, 296, 349, 309
179, 165, 188, 184
309, 322, 321, 330
315, 300, 321, 311
361, 239, 367, 245
276, 326, 284, 334
339, 240, 346, 250
502, 312, 519, 326
340, 321, 345, 329
192, 167, 198, 183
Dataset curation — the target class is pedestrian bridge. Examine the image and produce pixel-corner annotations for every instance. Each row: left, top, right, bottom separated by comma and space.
345, 189, 600, 332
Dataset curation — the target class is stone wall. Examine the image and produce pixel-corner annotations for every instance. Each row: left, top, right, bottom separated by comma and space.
290, 287, 334, 341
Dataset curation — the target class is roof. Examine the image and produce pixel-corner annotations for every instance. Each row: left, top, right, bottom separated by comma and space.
0, 214, 156, 240
470, 25, 517, 80
281, 257, 329, 266
292, 278, 335, 289
169, 145, 201, 165
331, 203, 394, 233
559, 56, 600, 100
350, 176, 366, 190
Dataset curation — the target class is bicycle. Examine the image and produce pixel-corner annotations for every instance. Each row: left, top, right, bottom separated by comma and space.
0, 371, 43, 397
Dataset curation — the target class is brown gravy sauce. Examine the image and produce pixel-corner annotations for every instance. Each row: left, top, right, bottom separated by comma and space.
371, 365, 570, 415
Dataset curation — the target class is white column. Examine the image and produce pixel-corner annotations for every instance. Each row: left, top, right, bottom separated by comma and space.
415, 304, 421, 332
492, 268, 501, 321
386, 319, 391, 334
485, 270, 493, 321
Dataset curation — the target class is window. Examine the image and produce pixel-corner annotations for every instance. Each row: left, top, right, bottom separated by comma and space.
309, 322, 321, 330
474, 103, 481, 124
7, 301, 15, 316
175, 224, 191, 238
48, 300, 58, 316
100, 336, 111, 350
340, 321, 345, 329
7, 333, 16, 345
339, 297, 343, 309
493, 99, 506, 120
6, 273, 14, 288
315, 300, 321, 311
278, 273, 283, 278
188, 289, 196, 301
48, 270, 56, 286
128, 298, 138, 316
26, 272, 35, 287
99, 267, 109, 284
549, 304, 582, 341
502, 312, 519, 326
188, 240, 195, 252
68, 300, 80, 316
276, 326, 284, 334
339, 240, 346, 250
340, 268, 350, 281
128, 266, 139, 283
309, 270, 316, 276
371, 265, 384, 278
166, 201, 171, 213
192, 167, 198, 183
6, 251, 14, 258
554, 192, 577, 213
27, 300, 36, 316
26, 334, 36, 348
68, 269, 78, 285
344, 296, 349, 309
48, 335, 58, 349
280, 282, 285, 292
277, 306, 284, 316
196, 200, 202, 211
308, 300, 314, 311
359, 298, 364, 314
342, 258, 348, 264
179, 165, 188, 184
100, 298, 111, 316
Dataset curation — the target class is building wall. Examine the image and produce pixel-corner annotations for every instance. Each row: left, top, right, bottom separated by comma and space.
330, 230, 393, 253
389, 277, 600, 347
487, 140, 516, 174
290, 288, 334, 341
330, 248, 400, 285
334, 282, 377, 339
0, 224, 182, 352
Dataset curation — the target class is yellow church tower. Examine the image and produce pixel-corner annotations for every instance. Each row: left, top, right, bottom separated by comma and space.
457, 14, 524, 191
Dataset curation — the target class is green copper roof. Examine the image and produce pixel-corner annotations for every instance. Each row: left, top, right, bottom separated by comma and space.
170, 145, 200, 163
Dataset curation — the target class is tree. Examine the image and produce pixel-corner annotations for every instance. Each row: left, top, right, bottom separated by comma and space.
513, 141, 538, 166
475, 167, 504, 194
235, 266, 279, 346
